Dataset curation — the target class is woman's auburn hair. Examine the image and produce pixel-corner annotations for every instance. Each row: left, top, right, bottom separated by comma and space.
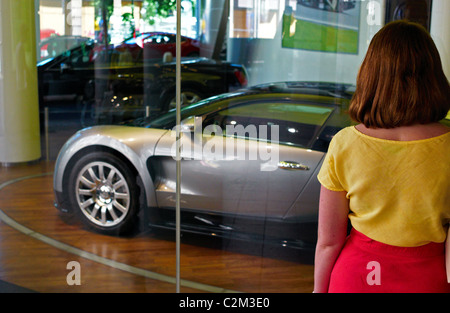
349, 20, 450, 128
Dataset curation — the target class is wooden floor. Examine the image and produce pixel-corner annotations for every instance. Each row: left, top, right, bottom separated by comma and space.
0, 160, 315, 293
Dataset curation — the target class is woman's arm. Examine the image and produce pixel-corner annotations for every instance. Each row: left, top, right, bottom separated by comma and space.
313, 185, 350, 293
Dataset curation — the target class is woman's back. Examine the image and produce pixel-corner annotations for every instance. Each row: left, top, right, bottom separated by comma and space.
314, 20, 450, 293
318, 124, 450, 247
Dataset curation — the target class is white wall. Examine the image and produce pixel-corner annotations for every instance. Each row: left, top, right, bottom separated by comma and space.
430, 0, 450, 79
228, 0, 384, 86
229, 0, 447, 87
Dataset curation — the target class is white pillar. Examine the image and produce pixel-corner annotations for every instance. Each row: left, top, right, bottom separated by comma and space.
430, 0, 450, 79
70, 0, 83, 36
0, 0, 41, 164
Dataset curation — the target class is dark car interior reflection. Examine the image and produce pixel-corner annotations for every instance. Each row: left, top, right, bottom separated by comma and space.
37, 39, 248, 128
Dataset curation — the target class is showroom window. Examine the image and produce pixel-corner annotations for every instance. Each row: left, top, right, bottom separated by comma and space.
0, 0, 447, 294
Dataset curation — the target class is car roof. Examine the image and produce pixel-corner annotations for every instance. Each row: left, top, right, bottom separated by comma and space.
141, 82, 354, 129
246, 81, 355, 99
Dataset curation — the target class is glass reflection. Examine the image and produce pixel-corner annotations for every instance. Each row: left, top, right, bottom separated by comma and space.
2, 0, 439, 294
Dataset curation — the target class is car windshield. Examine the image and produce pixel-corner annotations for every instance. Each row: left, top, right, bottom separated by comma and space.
38, 36, 91, 62
123, 34, 146, 45
142, 91, 250, 129
37, 38, 95, 65
141, 82, 353, 130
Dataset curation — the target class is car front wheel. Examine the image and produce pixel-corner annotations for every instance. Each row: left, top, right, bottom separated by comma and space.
68, 152, 139, 236
166, 89, 204, 111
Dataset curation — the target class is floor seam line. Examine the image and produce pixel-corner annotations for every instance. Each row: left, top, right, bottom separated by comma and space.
0, 172, 240, 293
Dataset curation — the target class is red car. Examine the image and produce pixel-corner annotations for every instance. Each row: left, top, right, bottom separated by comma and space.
115, 32, 200, 60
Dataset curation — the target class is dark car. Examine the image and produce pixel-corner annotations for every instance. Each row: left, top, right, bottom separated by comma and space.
53, 82, 355, 250
37, 39, 248, 124
115, 32, 200, 60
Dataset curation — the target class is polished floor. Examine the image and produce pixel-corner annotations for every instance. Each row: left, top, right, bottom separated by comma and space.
0, 160, 315, 293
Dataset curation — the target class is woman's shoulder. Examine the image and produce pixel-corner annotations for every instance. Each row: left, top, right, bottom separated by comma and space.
331, 126, 358, 143
352, 123, 450, 143
326, 126, 358, 153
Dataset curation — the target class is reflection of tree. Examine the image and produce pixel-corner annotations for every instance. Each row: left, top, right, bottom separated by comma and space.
94, 0, 196, 42
95, 0, 114, 46
141, 0, 195, 25
122, 13, 136, 38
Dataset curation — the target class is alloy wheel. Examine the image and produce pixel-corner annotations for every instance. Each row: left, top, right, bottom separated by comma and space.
168, 91, 202, 110
75, 161, 131, 228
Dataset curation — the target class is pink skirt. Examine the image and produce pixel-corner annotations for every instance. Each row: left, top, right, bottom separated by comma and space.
328, 228, 450, 293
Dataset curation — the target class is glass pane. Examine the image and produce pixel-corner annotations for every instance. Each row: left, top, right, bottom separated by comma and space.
176, 0, 447, 295
0, 0, 447, 297
1, 0, 204, 293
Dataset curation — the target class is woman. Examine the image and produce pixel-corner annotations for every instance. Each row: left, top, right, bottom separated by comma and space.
313, 20, 450, 293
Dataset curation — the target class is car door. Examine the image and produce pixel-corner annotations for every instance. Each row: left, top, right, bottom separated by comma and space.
143, 34, 175, 59
41, 43, 109, 104
41, 48, 90, 103
154, 98, 332, 220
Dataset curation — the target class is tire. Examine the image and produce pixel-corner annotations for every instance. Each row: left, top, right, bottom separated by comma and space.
67, 151, 140, 236
164, 89, 204, 112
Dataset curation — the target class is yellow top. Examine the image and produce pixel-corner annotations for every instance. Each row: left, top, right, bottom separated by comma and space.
317, 126, 450, 247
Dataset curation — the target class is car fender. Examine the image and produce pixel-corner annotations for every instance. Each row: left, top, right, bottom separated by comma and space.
53, 125, 168, 208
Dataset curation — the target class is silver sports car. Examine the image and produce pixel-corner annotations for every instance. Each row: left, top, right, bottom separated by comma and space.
53, 82, 355, 250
